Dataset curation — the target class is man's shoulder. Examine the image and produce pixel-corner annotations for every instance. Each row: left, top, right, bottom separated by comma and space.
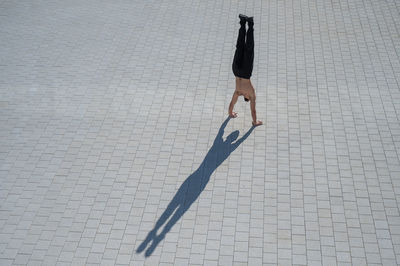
249, 88, 256, 97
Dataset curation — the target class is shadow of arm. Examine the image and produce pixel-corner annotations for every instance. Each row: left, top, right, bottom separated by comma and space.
232, 126, 255, 150
214, 117, 231, 144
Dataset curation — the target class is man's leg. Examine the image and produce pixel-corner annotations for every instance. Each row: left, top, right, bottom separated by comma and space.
246, 19, 254, 52
236, 16, 246, 50
232, 15, 247, 70
243, 17, 254, 79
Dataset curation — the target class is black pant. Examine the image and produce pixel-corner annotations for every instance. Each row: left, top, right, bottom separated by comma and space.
232, 23, 254, 79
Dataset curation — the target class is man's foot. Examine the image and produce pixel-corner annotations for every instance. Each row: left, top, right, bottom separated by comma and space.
239, 14, 248, 20
247, 16, 254, 27
252, 120, 262, 126
239, 14, 247, 25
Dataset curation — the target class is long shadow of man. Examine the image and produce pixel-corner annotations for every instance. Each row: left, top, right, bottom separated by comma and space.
136, 117, 255, 257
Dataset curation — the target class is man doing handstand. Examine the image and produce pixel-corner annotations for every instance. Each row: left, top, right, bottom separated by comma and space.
229, 14, 262, 126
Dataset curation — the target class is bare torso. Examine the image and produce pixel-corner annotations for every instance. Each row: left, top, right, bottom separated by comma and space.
235, 77, 255, 100
229, 77, 262, 126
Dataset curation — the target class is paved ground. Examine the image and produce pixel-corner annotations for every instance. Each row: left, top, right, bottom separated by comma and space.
1, 0, 400, 265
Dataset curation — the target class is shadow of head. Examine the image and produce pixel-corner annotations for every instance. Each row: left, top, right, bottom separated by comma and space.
226, 130, 239, 143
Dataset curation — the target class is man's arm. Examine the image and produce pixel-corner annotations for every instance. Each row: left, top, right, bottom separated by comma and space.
250, 96, 262, 126
228, 91, 239, 117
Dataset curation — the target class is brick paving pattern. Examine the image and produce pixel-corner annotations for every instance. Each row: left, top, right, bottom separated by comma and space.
1, 0, 400, 265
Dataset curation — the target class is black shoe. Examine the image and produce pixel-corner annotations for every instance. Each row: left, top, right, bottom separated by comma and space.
239, 14, 247, 25
247, 16, 254, 27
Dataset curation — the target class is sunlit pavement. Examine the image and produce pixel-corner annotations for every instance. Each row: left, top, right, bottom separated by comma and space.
1, 0, 400, 265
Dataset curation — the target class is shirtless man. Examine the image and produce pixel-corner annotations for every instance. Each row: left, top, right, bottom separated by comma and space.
229, 14, 262, 126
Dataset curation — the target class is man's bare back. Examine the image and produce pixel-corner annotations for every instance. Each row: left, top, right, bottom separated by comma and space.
235, 77, 255, 100
228, 77, 263, 126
